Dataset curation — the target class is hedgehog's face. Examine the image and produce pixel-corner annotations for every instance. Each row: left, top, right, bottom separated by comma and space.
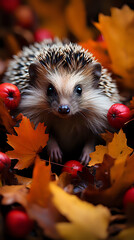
28, 61, 103, 120
44, 63, 102, 119
46, 81, 83, 118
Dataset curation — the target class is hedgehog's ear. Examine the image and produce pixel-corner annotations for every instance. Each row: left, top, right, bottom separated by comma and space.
29, 63, 39, 85
92, 62, 102, 87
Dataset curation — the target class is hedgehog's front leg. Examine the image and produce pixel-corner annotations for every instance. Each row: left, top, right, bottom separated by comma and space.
79, 138, 95, 166
47, 136, 63, 163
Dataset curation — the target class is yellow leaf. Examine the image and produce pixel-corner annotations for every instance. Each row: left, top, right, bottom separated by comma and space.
6, 115, 49, 170
89, 145, 107, 166
108, 129, 132, 159
27, 155, 51, 208
89, 129, 133, 167
50, 182, 111, 240
95, 5, 134, 89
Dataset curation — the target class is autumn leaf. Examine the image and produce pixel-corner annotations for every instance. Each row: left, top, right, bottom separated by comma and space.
110, 227, 134, 240
80, 39, 112, 70
6, 115, 49, 170
101, 131, 114, 144
95, 5, 134, 89
27, 155, 51, 208
0, 97, 17, 134
0, 185, 28, 206
50, 182, 111, 240
65, 0, 93, 41
89, 129, 133, 166
129, 97, 134, 110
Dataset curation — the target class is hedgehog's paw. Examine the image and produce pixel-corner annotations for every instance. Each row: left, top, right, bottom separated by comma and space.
47, 137, 63, 163
79, 145, 92, 166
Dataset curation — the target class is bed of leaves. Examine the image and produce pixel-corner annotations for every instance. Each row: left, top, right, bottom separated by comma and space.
0, 4, 134, 240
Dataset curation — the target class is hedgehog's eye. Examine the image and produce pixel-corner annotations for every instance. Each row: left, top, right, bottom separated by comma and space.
47, 84, 56, 96
74, 85, 82, 95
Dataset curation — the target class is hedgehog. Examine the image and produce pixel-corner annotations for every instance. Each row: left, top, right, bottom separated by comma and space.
3, 39, 120, 165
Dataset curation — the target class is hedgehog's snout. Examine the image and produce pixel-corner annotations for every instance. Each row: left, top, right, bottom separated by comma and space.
58, 105, 70, 115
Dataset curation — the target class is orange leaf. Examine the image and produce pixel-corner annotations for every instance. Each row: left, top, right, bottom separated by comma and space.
0, 185, 28, 206
0, 97, 16, 134
101, 131, 114, 145
95, 5, 134, 89
80, 39, 112, 70
27, 155, 51, 208
6, 115, 49, 170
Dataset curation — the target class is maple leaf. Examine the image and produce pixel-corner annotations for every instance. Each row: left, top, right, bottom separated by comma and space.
89, 129, 133, 167
95, 5, 134, 89
27, 155, 51, 208
50, 182, 111, 240
6, 115, 49, 170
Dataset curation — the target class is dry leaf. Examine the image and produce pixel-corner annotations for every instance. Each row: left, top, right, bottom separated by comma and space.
89, 129, 133, 167
110, 227, 134, 240
27, 155, 51, 208
50, 182, 111, 240
95, 5, 134, 89
0, 185, 28, 206
83, 153, 134, 207
0, 97, 16, 134
101, 131, 114, 144
6, 115, 48, 170
80, 39, 112, 70
129, 97, 134, 110
15, 174, 32, 186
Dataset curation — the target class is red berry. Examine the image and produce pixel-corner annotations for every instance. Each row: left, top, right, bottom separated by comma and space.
96, 34, 104, 42
0, 152, 11, 172
14, 5, 34, 28
5, 210, 33, 238
1, 0, 20, 12
0, 83, 21, 110
34, 28, 54, 42
62, 160, 83, 177
123, 187, 134, 209
107, 103, 131, 129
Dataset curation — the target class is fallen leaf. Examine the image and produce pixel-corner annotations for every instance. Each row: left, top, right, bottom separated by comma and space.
6, 115, 48, 169
83, 153, 134, 208
15, 174, 32, 186
50, 182, 111, 240
101, 131, 114, 144
89, 145, 107, 166
27, 155, 51, 208
95, 154, 115, 190
89, 129, 133, 167
110, 227, 134, 240
0, 97, 16, 134
129, 97, 134, 110
0, 185, 28, 206
95, 5, 134, 89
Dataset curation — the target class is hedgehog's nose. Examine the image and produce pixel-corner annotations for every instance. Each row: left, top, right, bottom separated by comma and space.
58, 105, 70, 114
